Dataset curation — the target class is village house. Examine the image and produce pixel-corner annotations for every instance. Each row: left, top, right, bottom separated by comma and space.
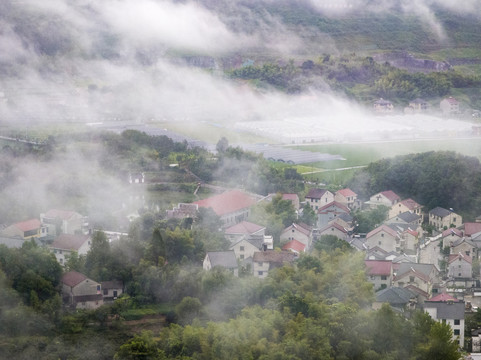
305, 188, 334, 211
373, 98, 394, 113
317, 201, 350, 228
373, 286, 417, 312
385, 211, 423, 229
193, 190, 258, 227
365, 260, 393, 291
450, 237, 477, 260
334, 188, 358, 209
282, 239, 306, 255
328, 212, 354, 232
61, 271, 103, 310
429, 207, 462, 231
229, 235, 265, 262
1, 219, 48, 240
447, 252, 473, 281
385, 225, 419, 253
440, 96, 460, 115
252, 251, 296, 279
365, 225, 400, 253
280, 223, 312, 250
318, 222, 349, 241
366, 190, 401, 209
203, 250, 239, 276
388, 198, 423, 221
49, 234, 91, 266
166, 203, 198, 220
392, 263, 440, 301
423, 293, 465, 346
224, 221, 265, 244
101, 280, 124, 302
40, 209, 88, 236
441, 228, 464, 249
406, 98, 429, 113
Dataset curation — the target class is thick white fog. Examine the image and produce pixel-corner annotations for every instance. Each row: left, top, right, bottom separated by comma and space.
0, 0, 479, 143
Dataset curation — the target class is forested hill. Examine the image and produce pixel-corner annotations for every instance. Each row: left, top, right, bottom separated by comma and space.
348, 151, 481, 220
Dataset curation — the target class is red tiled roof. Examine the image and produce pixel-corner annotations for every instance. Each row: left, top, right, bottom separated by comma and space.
427, 293, 459, 302
282, 240, 306, 253
364, 260, 392, 276
51, 234, 90, 251
282, 193, 299, 201
224, 221, 265, 235
337, 188, 357, 197
318, 201, 350, 214
465, 223, 481, 237
448, 253, 472, 264
442, 228, 463, 238
380, 190, 401, 203
404, 229, 419, 237
44, 209, 80, 220
193, 190, 257, 216
366, 224, 399, 239
399, 198, 422, 210
62, 271, 88, 287
14, 219, 42, 232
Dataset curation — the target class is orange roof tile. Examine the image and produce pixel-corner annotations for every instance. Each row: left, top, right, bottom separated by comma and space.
193, 190, 257, 217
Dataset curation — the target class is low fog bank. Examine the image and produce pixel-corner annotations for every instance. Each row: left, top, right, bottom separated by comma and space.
1, 0, 479, 132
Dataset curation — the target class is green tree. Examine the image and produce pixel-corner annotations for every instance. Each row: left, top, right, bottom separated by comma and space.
115, 331, 164, 360
413, 321, 462, 360
175, 296, 203, 325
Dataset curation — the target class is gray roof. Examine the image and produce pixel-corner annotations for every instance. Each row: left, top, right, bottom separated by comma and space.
429, 207, 452, 218
423, 301, 465, 320
396, 211, 421, 223
396, 262, 438, 277
206, 251, 238, 269
349, 238, 367, 251
451, 237, 476, 248
338, 213, 353, 223
376, 287, 415, 305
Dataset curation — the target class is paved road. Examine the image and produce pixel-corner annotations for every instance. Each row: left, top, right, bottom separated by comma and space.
419, 237, 444, 267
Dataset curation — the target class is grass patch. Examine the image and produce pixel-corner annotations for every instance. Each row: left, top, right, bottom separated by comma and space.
121, 304, 174, 321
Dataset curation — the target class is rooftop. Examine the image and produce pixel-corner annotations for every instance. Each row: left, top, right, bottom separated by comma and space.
51, 234, 90, 251
62, 271, 89, 287
306, 188, 330, 199
206, 251, 238, 269
193, 190, 257, 217
43, 209, 81, 220
365, 260, 392, 276
282, 239, 306, 253
224, 221, 265, 235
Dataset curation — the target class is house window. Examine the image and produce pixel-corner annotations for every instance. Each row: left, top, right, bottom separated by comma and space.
113, 290, 118, 297
292, 229, 295, 233
103, 289, 108, 295
97, 285, 101, 292
257, 262, 263, 266
454, 319, 460, 325
258, 271, 263, 276
454, 329, 460, 336
240, 255, 244, 260
240, 246, 244, 251
381, 276, 387, 280
409, 276, 415, 282
453, 217, 456, 222
381, 233, 384, 237
378, 241, 381, 245
459, 273, 462, 276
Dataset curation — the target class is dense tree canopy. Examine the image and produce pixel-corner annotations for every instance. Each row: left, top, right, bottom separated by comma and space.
349, 151, 481, 220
